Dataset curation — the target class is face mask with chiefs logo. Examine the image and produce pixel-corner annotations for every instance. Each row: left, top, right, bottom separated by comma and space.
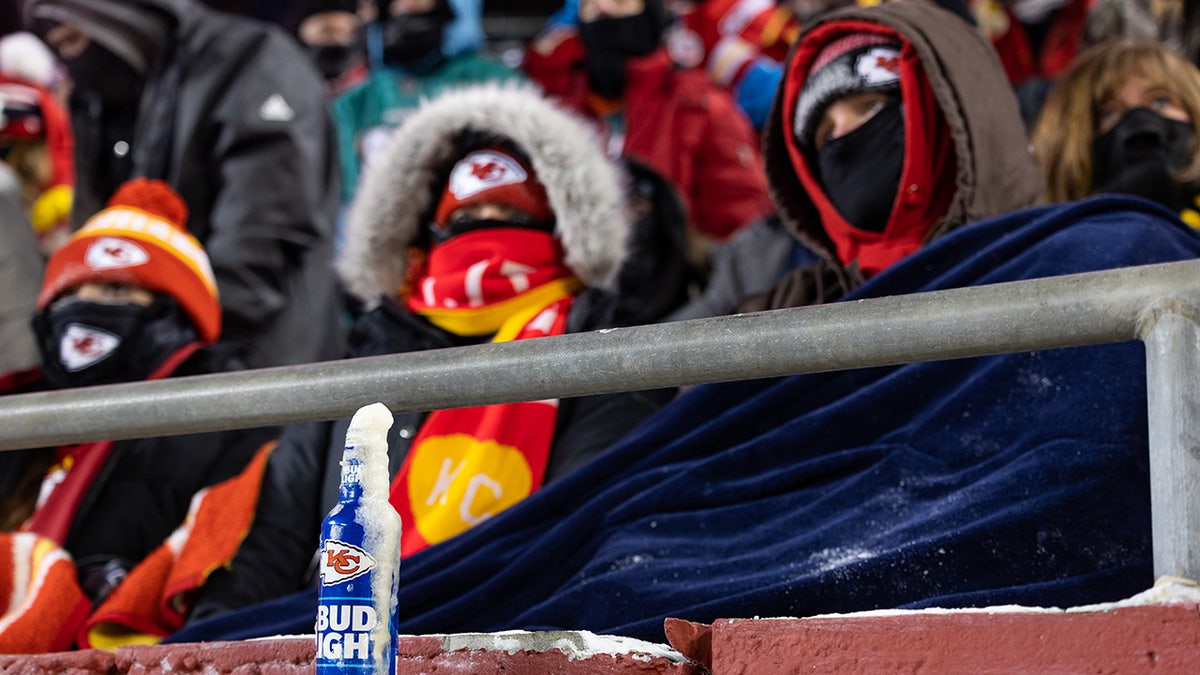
32, 296, 200, 389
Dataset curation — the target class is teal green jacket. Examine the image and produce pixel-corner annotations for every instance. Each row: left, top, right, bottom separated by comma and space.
332, 54, 522, 203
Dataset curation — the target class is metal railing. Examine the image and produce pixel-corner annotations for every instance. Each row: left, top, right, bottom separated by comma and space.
2, 259, 1198, 580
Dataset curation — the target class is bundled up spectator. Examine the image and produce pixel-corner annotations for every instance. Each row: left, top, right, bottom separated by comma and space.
747, 0, 1043, 310
170, 3, 1200, 645
668, 0, 973, 129
0, 180, 276, 653
969, 0, 1183, 125
187, 83, 672, 619
26, 0, 343, 369
291, 0, 371, 96
0, 31, 73, 255
525, 0, 774, 261
1032, 39, 1200, 227
332, 0, 519, 208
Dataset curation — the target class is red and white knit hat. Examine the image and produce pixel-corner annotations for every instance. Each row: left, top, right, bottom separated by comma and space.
433, 146, 554, 227
37, 179, 221, 343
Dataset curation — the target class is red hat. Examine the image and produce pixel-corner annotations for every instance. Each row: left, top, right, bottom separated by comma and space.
38, 179, 222, 343
433, 147, 554, 227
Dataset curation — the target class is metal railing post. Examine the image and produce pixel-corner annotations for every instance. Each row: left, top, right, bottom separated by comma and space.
1142, 300, 1200, 581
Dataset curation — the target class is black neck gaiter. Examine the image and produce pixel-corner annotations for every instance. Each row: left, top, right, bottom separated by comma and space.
1093, 108, 1197, 211
578, 10, 662, 99
380, 11, 446, 69
815, 100, 906, 233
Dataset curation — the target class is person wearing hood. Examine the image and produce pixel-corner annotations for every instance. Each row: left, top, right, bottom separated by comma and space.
152, 5, 1200, 638
524, 0, 775, 260
748, 0, 1044, 311
331, 0, 520, 209
1032, 39, 1200, 227
291, 0, 372, 96
25, 0, 344, 370
160, 6, 1200, 644
0, 179, 277, 651
185, 83, 673, 620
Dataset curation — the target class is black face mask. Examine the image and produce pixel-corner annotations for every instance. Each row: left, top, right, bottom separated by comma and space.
1092, 108, 1197, 211
63, 40, 146, 107
380, 11, 446, 67
32, 296, 198, 389
815, 100, 905, 233
578, 11, 663, 99
307, 37, 365, 83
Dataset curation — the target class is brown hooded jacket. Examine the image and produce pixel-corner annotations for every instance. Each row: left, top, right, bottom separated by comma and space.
750, 0, 1044, 310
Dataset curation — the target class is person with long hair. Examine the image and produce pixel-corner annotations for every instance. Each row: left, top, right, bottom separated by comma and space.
1033, 39, 1200, 226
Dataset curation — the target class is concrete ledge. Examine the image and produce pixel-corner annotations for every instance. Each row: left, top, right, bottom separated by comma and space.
0, 631, 699, 674
665, 582, 1200, 674
6, 584, 1200, 673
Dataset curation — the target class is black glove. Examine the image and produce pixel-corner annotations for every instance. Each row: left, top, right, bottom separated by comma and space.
76, 555, 135, 606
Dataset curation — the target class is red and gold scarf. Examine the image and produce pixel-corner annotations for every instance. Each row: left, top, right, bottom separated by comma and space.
394, 229, 578, 555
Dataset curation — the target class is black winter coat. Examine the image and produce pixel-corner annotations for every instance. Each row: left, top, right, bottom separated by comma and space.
42, 0, 344, 369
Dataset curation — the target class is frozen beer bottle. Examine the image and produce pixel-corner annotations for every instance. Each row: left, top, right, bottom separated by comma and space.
317, 403, 400, 674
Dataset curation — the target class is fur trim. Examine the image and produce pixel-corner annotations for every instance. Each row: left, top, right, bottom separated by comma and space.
0, 33, 57, 87
339, 82, 630, 308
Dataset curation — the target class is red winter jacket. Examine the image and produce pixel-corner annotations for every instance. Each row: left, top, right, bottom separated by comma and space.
525, 35, 774, 240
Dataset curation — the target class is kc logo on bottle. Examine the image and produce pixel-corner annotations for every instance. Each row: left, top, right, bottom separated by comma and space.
320, 540, 376, 585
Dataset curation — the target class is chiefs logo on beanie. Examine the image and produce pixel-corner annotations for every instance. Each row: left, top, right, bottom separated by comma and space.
37, 179, 221, 343
433, 147, 554, 227
793, 33, 902, 147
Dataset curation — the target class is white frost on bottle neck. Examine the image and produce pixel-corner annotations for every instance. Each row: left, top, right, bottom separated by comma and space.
343, 402, 401, 673
345, 402, 395, 502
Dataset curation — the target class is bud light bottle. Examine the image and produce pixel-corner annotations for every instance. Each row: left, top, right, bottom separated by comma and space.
317, 403, 400, 675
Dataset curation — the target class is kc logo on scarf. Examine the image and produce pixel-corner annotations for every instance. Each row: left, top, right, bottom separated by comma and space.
407, 228, 579, 336
392, 298, 572, 555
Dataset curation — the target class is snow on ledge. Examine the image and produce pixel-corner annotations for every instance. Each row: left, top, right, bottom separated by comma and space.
422, 630, 688, 662
719, 577, 1200, 625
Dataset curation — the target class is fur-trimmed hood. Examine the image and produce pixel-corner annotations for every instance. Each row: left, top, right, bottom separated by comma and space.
339, 82, 630, 309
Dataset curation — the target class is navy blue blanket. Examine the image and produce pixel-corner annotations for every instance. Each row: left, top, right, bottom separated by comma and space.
172, 196, 1200, 644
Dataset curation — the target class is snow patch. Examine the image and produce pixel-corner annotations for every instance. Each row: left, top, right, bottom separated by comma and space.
434, 630, 687, 662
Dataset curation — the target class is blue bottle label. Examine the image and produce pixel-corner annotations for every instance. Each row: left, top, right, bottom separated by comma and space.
317, 538, 388, 670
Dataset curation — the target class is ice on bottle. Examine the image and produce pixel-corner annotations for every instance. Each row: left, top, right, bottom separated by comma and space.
316, 402, 400, 675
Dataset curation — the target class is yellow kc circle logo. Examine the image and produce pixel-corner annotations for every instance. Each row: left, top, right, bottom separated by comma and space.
407, 434, 534, 545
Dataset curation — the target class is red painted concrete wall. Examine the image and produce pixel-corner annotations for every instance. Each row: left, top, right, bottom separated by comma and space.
667, 601, 1200, 673
0, 632, 701, 674
5, 591, 1200, 673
